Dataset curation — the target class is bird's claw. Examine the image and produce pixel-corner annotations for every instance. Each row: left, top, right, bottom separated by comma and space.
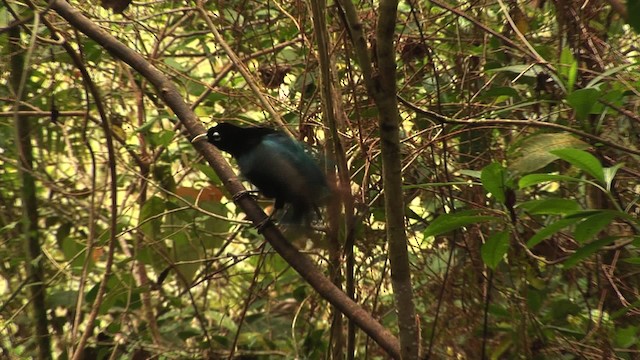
255, 215, 274, 233
232, 190, 255, 201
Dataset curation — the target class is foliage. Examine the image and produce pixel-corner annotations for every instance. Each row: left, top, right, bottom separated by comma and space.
1, 0, 640, 359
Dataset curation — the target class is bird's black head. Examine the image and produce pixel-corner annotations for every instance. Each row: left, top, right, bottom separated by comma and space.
205, 123, 276, 157
206, 123, 242, 153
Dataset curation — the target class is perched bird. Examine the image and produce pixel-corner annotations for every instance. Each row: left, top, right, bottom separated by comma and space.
193, 123, 329, 228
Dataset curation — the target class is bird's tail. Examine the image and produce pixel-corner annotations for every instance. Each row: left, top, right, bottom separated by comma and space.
279, 202, 320, 229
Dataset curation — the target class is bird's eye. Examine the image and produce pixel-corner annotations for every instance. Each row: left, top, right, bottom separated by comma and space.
211, 132, 222, 141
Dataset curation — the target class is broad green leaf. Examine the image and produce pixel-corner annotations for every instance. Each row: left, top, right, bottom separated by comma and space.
574, 211, 617, 243
486, 64, 547, 78
566, 88, 601, 121
139, 196, 166, 241
628, 0, 640, 34
623, 257, 640, 265
559, 47, 575, 78
136, 117, 159, 133
508, 133, 589, 174
526, 288, 544, 313
178, 328, 202, 341
458, 169, 482, 178
95, 275, 140, 314
487, 65, 545, 78
62, 237, 86, 270
567, 60, 578, 94
560, 47, 578, 92
614, 325, 638, 348
488, 304, 511, 318
481, 230, 510, 269
0, 221, 20, 234
564, 210, 607, 219
550, 148, 605, 183
519, 174, 583, 189
171, 232, 202, 285
550, 299, 581, 320
186, 81, 205, 96
163, 57, 188, 72
586, 64, 636, 88
489, 338, 512, 360
194, 163, 222, 184
135, 246, 163, 268
527, 217, 582, 248
155, 130, 175, 147
604, 163, 624, 191
294, 72, 316, 98
423, 213, 496, 238
48, 290, 78, 309
211, 335, 229, 347
518, 198, 581, 215
481, 162, 507, 203
563, 236, 618, 268
153, 164, 177, 192
56, 222, 72, 249
481, 86, 519, 103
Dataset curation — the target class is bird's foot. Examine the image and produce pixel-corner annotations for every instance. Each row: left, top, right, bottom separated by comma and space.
232, 190, 258, 202
255, 214, 274, 233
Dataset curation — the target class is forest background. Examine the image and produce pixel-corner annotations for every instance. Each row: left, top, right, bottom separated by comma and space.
2, 0, 640, 359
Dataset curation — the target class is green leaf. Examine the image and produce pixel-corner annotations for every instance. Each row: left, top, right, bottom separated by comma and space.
550, 299, 581, 320
519, 174, 583, 189
567, 60, 578, 94
628, 0, 640, 34
527, 217, 582, 248
423, 213, 496, 238
559, 47, 575, 77
603, 163, 624, 191
623, 256, 640, 265
171, 232, 202, 285
586, 64, 636, 88
56, 222, 72, 249
62, 237, 86, 270
563, 236, 617, 268
560, 47, 578, 92
550, 148, 605, 183
508, 133, 589, 174
156, 130, 175, 147
566, 88, 601, 121
163, 58, 188, 72
526, 288, 544, 313
458, 169, 482, 178
574, 211, 617, 243
481, 230, 510, 269
486, 64, 547, 78
139, 196, 166, 241
481, 86, 519, 102
564, 210, 606, 219
194, 163, 222, 184
614, 325, 638, 348
136, 117, 159, 133
48, 290, 78, 308
518, 198, 581, 215
481, 162, 508, 203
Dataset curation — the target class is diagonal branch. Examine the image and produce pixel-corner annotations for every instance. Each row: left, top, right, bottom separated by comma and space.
49, 0, 401, 357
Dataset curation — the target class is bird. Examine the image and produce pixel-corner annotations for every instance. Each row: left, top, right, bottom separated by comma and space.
193, 123, 330, 229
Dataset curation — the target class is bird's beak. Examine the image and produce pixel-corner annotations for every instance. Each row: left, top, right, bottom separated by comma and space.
191, 133, 208, 143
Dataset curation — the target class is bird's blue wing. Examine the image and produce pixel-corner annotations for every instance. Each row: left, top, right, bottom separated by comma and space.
236, 132, 329, 225
261, 133, 328, 189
